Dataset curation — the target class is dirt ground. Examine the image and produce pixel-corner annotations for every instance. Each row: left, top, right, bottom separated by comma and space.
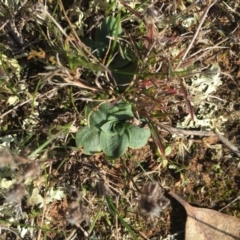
0, 0, 240, 239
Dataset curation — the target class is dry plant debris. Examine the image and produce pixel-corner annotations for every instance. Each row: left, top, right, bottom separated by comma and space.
5, 183, 26, 204
139, 182, 170, 219
0, 147, 14, 169
169, 191, 240, 240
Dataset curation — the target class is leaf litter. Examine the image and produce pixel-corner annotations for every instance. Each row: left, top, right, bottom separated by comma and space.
169, 191, 240, 240
0, 0, 240, 239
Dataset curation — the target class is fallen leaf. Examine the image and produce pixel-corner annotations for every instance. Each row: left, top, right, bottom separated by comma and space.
28, 48, 46, 60
169, 191, 240, 240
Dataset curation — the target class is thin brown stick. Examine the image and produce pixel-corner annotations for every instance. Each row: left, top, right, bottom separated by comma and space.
219, 196, 240, 212
0, 88, 58, 119
36, 162, 53, 240
215, 129, 240, 157
159, 124, 240, 157
158, 124, 216, 137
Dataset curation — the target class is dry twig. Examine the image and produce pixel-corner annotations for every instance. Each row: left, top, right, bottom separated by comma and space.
160, 124, 240, 158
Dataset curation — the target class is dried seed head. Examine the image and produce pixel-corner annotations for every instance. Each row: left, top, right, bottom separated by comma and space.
65, 201, 89, 227
22, 162, 41, 180
65, 186, 82, 202
139, 182, 170, 218
143, 7, 160, 25
5, 183, 26, 203
0, 147, 13, 168
143, 181, 163, 200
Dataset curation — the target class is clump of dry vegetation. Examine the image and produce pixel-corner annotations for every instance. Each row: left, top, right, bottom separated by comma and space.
0, 0, 240, 239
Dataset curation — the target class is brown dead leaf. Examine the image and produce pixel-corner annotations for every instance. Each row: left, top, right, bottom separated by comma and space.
28, 48, 46, 60
169, 191, 240, 240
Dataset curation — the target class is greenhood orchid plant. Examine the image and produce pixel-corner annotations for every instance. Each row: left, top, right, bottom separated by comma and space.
76, 102, 151, 159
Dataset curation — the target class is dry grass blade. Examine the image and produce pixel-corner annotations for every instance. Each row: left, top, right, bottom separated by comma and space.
41, 61, 99, 92
176, 0, 218, 69
0, 88, 58, 119
0, 226, 20, 239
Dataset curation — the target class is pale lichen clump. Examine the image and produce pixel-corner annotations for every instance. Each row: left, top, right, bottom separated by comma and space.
178, 64, 225, 131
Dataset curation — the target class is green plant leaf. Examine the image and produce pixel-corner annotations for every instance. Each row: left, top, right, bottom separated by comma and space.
110, 44, 132, 69
76, 126, 101, 154
84, 102, 99, 119
108, 102, 134, 121
112, 61, 138, 91
95, 16, 122, 45
105, 196, 138, 240
101, 120, 118, 136
81, 37, 107, 59
146, 119, 165, 156
128, 125, 151, 148
112, 122, 127, 136
88, 102, 111, 131
82, 15, 123, 60
67, 54, 104, 71
94, 41, 108, 59
89, 110, 108, 131
100, 132, 129, 158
